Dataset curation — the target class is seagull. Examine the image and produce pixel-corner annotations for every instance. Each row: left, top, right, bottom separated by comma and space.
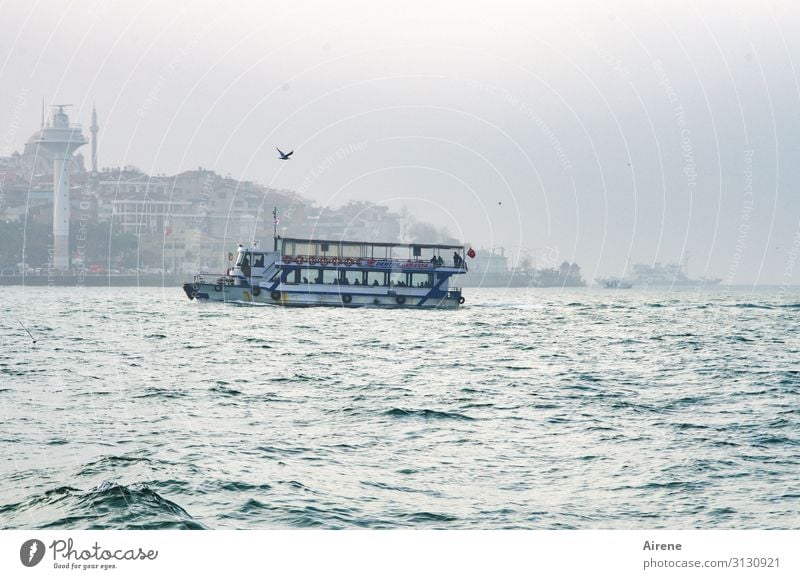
276, 147, 294, 160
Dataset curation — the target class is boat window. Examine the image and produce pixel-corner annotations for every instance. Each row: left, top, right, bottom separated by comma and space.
235, 252, 245, 266
253, 253, 265, 268
343, 270, 362, 285
411, 273, 432, 288
340, 244, 360, 259
321, 269, 338, 284
389, 271, 407, 287
294, 242, 314, 257
297, 268, 314, 284
366, 271, 385, 286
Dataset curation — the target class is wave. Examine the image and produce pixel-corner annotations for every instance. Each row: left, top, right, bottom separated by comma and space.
77, 455, 153, 476
209, 383, 243, 396
384, 408, 476, 421
2, 481, 205, 530
402, 511, 458, 523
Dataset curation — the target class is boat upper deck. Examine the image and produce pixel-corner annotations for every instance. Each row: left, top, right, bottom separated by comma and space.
277, 237, 468, 272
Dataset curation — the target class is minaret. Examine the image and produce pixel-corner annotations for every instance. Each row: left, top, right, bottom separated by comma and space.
90, 102, 99, 173
34, 105, 87, 272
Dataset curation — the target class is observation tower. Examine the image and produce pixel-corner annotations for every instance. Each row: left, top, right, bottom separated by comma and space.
34, 105, 87, 272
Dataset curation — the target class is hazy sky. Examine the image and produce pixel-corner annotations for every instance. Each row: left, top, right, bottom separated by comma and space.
2, 0, 799, 284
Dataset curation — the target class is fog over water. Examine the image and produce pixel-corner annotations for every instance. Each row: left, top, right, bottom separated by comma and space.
2, 0, 800, 283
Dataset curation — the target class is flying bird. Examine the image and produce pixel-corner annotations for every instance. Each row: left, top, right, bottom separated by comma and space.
276, 147, 294, 160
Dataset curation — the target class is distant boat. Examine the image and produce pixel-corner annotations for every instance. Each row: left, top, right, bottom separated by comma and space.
461, 249, 586, 288
629, 262, 721, 287
601, 278, 632, 289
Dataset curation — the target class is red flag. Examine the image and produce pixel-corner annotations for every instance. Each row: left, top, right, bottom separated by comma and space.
467, 247, 476, 259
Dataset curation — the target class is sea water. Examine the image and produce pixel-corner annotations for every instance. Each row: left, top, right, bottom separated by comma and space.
1, 286, 798, 529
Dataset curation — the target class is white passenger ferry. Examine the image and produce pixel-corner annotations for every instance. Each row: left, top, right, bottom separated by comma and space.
183, 229, 469, 308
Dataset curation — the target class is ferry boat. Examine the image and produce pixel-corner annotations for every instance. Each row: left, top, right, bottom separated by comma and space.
182, 230, 469, 308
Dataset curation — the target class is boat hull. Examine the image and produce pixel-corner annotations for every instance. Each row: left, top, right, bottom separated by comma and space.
182, 282, 463, 308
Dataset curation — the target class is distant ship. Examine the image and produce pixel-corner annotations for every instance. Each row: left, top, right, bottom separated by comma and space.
599, 278, 633, 289
629, 261, 721, 287
460, 247, 586, 288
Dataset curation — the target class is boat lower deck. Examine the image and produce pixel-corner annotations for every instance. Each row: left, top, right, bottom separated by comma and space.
183, 282, 464, 308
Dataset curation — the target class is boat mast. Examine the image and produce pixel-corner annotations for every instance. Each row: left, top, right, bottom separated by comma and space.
273, 206, 278, 251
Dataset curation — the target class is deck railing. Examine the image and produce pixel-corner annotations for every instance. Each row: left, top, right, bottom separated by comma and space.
193, 272, 236, 285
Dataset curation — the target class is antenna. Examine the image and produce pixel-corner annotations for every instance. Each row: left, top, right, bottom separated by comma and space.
273, 206, 279, 251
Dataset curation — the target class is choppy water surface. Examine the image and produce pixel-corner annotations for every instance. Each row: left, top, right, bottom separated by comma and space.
1, 286, 799, 529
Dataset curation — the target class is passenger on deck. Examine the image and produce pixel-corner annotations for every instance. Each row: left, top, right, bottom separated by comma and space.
437, 256, 444, 267
430, 255, 438, 267
302, 277, 308, 283
341, 277, 350, 285
453, 252, 462, 268
353, 278, 360, 285
372, 280, 380, 286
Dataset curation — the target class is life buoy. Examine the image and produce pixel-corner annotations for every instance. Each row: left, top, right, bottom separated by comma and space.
342, 294, 352, 304
271, 290, 281, 301
189, 290, 197, 299
283, 255, 292, 263
459, 296, 466, 304
344, 258, 353, 266
252, 287, 261, 297
396, 295, 406, 305
213, 284, 222, 292
308, 256, 317, 265
295, 256, 305, 265
354, 258, 362, 266
331, 257, 339, 266
320, 257, 329, 266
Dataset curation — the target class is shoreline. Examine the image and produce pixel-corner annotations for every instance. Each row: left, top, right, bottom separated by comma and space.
0, 274, 184, 287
